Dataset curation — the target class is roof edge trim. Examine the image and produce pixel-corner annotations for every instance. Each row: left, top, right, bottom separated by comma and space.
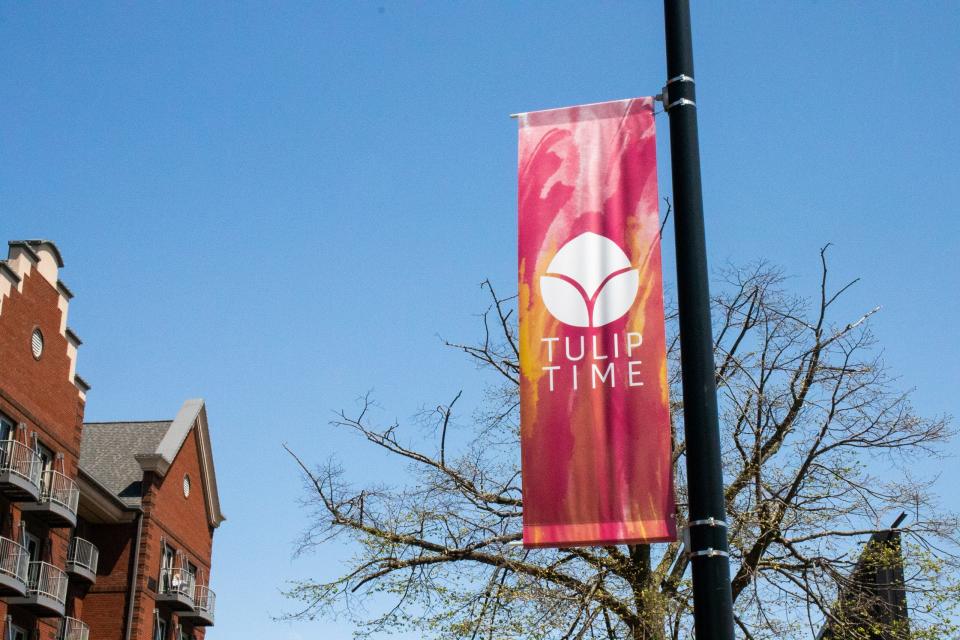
135, 452, 171, 476
77, 467, 141, 522
0, 261, 20, 284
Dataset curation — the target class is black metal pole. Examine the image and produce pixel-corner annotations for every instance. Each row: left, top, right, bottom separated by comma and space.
662, 1, 735, 638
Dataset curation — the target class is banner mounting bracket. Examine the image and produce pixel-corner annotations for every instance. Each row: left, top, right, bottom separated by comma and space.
660, 74, 697, 111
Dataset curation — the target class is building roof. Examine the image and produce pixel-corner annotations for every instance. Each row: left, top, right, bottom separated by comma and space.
80, 398, 226, 527
8, 239, 64, 267
80, 420, 172, 507
0, 259, 19, 283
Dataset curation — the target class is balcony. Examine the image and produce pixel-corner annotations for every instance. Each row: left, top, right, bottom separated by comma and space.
20, 469, 79, 527
0, 439, 42, 501
66, 537, 99, 584
58, 617, 90, 640
0, 535, 28, 596
6, 561, 68, 616
156, 567, 195, 611
179, 584, 216, 626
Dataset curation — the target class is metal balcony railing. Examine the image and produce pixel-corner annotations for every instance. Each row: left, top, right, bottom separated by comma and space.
67, 537, 99, 574
194, 584, 217, 618
37, 469, 80, 514
0, 439, 42, 486
58, 617, 90, 640
26, 561, 68, 605
159, 567, 195, 602
0, 535, 29, 584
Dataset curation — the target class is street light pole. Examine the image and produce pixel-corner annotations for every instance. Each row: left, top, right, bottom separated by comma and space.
662, 1, 736, 638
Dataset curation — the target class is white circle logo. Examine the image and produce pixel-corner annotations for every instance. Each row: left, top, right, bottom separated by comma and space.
540, 232, 639, 328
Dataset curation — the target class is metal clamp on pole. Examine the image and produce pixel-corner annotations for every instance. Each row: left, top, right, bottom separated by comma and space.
666, 73, 695, 85
684, 519, 730, 559
665, 98, 696, 111
689, 548, 729, 559
661, 88, 696, 111
688, 517, 726, 529
681, 518, 728, 552
661, 73, 697, 111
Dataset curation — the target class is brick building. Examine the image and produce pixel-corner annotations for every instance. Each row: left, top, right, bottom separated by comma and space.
0, 240, 224, 640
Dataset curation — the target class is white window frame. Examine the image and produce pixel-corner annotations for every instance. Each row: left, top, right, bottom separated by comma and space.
22, 529, 41, 563
154, 617, 168, 640
35, 441, 54, 473
9, 622, 28, 640
160, 543, 175, 591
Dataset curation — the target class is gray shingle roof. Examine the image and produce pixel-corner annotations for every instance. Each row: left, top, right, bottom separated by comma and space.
79, 399, 225, 527
80, 421, 173, 507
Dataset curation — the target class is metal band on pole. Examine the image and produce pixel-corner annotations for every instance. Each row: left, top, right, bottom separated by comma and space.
689, 548, 730, 559
688, 517, 727, 529
665, 98, 696, 111
663, 1, 736, 638
666, 73, 695, 86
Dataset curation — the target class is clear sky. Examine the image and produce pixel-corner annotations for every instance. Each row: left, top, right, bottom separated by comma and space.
2, 2, 958, 638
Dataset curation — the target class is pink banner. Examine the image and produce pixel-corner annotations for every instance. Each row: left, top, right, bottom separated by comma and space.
518, 98, 676, 547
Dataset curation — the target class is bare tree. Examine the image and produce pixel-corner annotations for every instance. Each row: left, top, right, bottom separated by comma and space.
284, 249, 959, 640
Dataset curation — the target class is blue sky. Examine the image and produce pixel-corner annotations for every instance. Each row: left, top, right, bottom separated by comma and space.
2, 2, 958, 637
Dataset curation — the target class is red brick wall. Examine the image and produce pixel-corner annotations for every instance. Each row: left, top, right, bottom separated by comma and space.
149, 429, 214, 566
132, 427, 214, 639
1, 252, 218, 640
0, 268, 84, 462
81, 521, 139, 639
0, 266, 86, 640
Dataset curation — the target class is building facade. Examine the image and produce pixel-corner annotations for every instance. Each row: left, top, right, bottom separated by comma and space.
0, 240, 224, 640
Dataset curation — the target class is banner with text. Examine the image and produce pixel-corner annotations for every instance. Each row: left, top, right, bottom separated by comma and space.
518, 97, 675, 547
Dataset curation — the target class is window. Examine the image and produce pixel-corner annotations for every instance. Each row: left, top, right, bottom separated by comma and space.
36, 441, 54, 474
0, 413, 13, 441
0, 415, 13, 470
31, 328, 43, 359
160, 543, 174, 590
23, 529, 41, 563
182, 474, 191, 498
184, 561, 198, 594
9, 623, 27, 640
153, 617, 167, 640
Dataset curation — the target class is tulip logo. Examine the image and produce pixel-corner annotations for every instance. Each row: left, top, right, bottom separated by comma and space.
540, 232, 639, 328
